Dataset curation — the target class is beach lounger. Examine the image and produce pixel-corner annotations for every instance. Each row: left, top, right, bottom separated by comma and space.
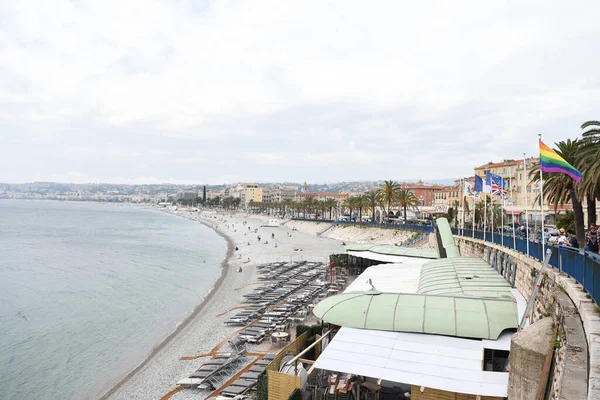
190, 370, 212, 378
255, 359, 270, 366
203, 359, 226, 365
240, 372, 261, 381
229, 380, 256, 388
249, 365, 266, 373
263, 353, 276, 360
220, 385, 251, 396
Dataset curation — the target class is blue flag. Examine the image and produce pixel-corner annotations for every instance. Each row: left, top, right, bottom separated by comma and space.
486, 172, 506, 197
474, 175, 484, 193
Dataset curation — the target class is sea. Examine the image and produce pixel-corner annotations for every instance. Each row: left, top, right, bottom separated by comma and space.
0, 200, 227, 400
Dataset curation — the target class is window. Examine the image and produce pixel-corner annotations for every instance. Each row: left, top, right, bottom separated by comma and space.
483, 349, 510, 372
519, 173, 522, 180
517, 187, 521, 193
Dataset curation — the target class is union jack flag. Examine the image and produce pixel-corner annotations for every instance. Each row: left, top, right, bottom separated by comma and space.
486, 172, 506, 198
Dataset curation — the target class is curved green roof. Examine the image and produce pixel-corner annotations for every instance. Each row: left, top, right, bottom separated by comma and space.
418, 258, 514, 299
435, 217, 461, 258
313, 291, 517, 340
345, 244, 438, 259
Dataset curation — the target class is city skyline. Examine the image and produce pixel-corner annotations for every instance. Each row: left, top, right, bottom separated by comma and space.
2, 1, 599, 184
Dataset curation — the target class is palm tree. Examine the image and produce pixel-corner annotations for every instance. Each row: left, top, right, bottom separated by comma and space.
378, 180, 401, 221
341, 198, 352, 221
580, 120, 600, 226
354, 195, 366, 220
363, 191, 379, 221
452, 200, 460, 226
302, 197, 316, 219
323, 198, 337, 220
530, 139, 585, 245
396, 188, 419, 222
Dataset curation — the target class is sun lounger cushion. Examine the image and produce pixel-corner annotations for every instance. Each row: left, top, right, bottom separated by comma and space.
221, 385, 249, 395
240, 372, 261, 380
230, 380, 256, 388
204, 359, 226, 365
190, 370, 211, 378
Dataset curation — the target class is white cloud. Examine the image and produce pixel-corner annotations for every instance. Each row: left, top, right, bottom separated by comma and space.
1, 0, 600, 184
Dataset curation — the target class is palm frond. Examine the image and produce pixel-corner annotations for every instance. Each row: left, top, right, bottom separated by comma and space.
581, 120, 600, 129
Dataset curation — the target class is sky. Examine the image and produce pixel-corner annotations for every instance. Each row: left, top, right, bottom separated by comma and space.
1, 1, 600, 185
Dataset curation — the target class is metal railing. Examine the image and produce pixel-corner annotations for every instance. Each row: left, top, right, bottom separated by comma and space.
452, 227, 600, 305
292, 217, 435, 233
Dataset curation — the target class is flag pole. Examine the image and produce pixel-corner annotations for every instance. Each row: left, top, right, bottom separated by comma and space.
484, 169, 488, 241
501, 191, 504, 247
491, 195, 495, 243
523, 153, 530, 256
483, 192, 487, 241
460, 177, 464, 236
511, 166, 516, 249
472, 196, 475, 238
538, 134, 545, 252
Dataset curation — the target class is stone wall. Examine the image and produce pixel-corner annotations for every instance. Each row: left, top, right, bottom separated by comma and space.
455, 236, 591, 400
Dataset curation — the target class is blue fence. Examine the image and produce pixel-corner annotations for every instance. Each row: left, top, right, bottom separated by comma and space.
291, 218, 435, 233
452, 228, 600, 305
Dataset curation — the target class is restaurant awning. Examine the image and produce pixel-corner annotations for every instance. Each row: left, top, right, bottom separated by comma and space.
503, 206, 523, 216
313, 327, 510, 397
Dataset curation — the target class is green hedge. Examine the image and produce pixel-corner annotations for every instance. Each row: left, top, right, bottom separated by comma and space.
256, 372, 268, 400
288, 388, 302, 400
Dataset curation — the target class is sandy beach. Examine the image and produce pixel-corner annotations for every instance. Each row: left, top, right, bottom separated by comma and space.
102, 209, 345, 400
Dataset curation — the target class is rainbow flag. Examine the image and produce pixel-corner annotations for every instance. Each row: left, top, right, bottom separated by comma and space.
539, 139, 582, 182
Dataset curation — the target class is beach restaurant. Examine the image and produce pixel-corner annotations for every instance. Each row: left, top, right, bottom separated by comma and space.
304, 221, 525, 400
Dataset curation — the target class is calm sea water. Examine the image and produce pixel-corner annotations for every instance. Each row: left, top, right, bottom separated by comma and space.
0, 200, 227, 400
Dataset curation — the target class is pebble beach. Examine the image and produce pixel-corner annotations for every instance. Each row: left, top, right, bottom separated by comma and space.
102, 209, 345, 400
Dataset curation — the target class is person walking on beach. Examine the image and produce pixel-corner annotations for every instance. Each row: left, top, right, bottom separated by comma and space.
586, 224, 600, 254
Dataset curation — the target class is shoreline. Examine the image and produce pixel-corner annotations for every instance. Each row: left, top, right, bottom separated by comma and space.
99, 209, 234, 400
102, 208, 345, 400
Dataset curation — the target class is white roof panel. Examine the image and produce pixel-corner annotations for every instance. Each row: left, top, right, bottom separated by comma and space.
314, 327, 509, 397
344, 263, 424, 294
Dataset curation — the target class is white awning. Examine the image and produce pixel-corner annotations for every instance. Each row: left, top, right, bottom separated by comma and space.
344, 262, 425, 294
314, 327, 509, 397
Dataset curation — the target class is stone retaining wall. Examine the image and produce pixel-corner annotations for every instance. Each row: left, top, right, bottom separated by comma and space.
455, 236, 594, 400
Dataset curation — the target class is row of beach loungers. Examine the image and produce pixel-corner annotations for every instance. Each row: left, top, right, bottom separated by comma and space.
217, 354, 277, 397
224, 262, 334, 345
177, 350, 248, 389
178, 262, 346, 397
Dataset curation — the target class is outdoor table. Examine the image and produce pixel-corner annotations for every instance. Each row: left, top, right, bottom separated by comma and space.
271, 331, 289, 347
362, 382, 382, 392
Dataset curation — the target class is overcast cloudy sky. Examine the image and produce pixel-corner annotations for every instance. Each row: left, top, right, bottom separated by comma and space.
1, 1, 599, 184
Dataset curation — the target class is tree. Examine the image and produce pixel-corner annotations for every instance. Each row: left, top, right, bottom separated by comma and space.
355, 195, 366, 220
378, 180, 401, 221
323, 198, 337, 220
341, 198, 354, 221
580, 120, 600, 226
363, 191, 379, 221
452, 200, 460, 227
396, 188, 419, 222
556, 210, 575, 232
530, 139, 585, 246
302, 197, 316, 218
